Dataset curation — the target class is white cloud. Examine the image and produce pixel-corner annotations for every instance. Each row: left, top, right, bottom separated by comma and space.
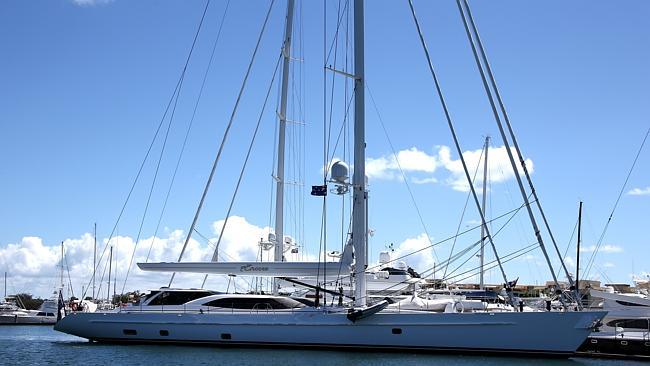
579, 244, 623, 253
603, 262, 615, 268
437, 145, 534, 192
71, 0, 113, 6
0, 216, 311, 299
366, 145, 533, 192
366, 147, 438, 180
628, 187, 650, 196
384, 233, 436, 274
411, 177, 438, 185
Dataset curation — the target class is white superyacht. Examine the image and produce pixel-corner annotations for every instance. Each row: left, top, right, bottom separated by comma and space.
55, 0, 606, 356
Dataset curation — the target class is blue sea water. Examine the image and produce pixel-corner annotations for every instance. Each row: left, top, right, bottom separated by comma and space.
0, 326, 644, 366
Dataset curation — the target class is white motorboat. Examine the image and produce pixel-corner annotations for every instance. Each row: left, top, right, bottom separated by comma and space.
589, 289, 650, 334
55, 0, 606, 356
0, 295, 57, 325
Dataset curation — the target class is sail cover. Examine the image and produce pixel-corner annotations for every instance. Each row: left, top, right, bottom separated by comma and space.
137, 260, 350, 277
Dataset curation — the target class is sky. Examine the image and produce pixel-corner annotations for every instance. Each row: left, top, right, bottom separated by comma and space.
1, 0, 648, 298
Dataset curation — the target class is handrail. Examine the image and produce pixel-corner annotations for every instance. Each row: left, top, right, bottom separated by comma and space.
251, 303, 273, 314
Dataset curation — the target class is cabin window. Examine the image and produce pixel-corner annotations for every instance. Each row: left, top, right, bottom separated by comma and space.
392, 328, 402, 335
159, 330, 169, 336
204, 297, 305, 310
381, 267, 408, 276
606, 319, 650, 330
123, 329, 137, 336
615, 300, 649, 307
221, 333, 232, 340
148, 291, 214, 306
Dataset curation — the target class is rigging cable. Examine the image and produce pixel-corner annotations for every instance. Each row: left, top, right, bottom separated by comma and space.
442, 142, 484, 280
407, 0, 512, 298
366, 83, 439, 263
81, 0, 212, 300
145, 0, 232, 263
583, 127, 650, 280
458, 0, 574, 297
169, 0, 277, 286
201, 54, 283, 288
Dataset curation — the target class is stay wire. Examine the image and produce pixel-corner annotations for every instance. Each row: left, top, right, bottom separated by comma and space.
366, 83, 440, 263
408, 0, 511, 291
145, 0, 231, 263
202, 54, 283, 288
584, 127, 650, 279
443, 143, 484, 279
169, 0, 277, 286
81, 0, 211, 300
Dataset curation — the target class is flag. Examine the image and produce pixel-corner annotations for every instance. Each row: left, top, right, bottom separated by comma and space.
506, 277, 519, 288
311, 185, 327, 196
56, 289, 66, 322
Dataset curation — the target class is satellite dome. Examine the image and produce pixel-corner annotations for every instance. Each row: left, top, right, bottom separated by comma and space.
331, 161, 349, 184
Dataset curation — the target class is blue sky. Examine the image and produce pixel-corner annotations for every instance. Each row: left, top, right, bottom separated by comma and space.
1, 0, 648, 297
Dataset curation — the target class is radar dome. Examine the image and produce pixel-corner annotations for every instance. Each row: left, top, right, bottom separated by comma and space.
331, 161, 349, 184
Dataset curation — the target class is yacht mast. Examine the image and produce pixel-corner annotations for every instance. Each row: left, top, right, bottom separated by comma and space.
60, 241, 64, 290
93, 223, 96, 299
479, 136, 489, 290
273, 0, 295, 294
576, 201, 582, 298
107, 245, 113, 304
352, 0, 367, 307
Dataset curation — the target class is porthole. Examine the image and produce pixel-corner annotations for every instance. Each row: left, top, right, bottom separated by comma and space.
160, 330, 169, 336
221, 333, 232, 340
392, 328, 402, 335
123, 329, 137, 336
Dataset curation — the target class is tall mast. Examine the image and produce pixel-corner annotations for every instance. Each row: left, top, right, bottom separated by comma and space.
479, 136, 489, 290
93, 223, 97, 299
4, 271, 6, 299
272, 0, 295, 294
576, 201, 583, 300
352, 0, 367, 307
273, 0, 295, 262
108, 245, 113, 304
60, 241, 64, 289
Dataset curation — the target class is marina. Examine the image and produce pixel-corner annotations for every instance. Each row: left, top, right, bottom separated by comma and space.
1, 0, 649, 364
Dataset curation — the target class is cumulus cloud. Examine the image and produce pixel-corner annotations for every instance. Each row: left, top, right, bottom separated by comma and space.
579, 244, 623, 253
382, 233, 436, 274
366, 145, 533, 192
628, 187, 650, 196
0, 216, 310, 298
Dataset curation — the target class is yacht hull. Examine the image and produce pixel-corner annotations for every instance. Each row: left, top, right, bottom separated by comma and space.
0, 314, 56, 325
55, 309, 605, 356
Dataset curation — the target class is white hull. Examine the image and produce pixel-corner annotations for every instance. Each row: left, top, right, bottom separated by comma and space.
55, 309, 605, 356
0, 313, 56, 325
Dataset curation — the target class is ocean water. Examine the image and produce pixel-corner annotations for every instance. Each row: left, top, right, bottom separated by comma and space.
0, 326, 644, 366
